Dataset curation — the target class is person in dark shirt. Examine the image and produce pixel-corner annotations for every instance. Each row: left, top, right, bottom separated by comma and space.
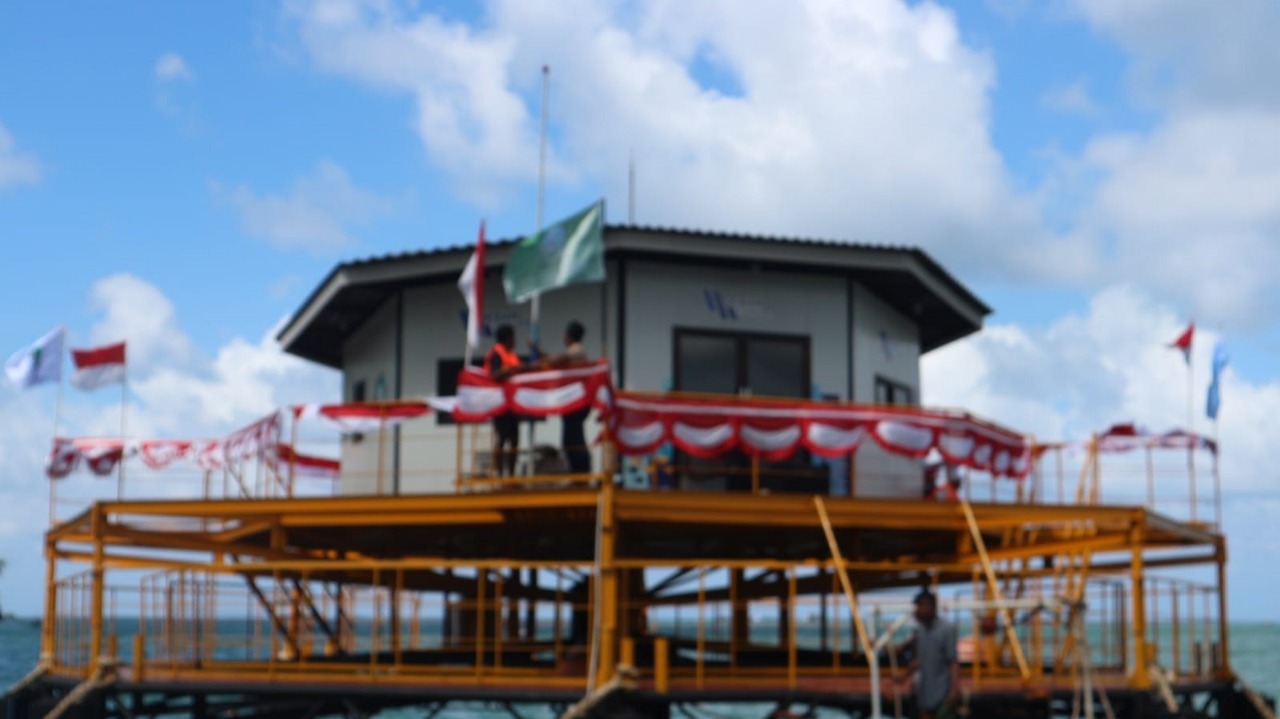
540, 321, 591, 475
895, 589, 959, 719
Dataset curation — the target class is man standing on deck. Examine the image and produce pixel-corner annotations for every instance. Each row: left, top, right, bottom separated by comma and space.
539, 320, 592, 475
484, 324, 523, 476
897, 589, 960, 719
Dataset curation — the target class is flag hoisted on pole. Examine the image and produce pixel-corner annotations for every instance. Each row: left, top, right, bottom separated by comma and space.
5, 326, 65, 390
1169, 321, 1194, 365
1206, 342, 1228, 420
502, 198, 606, 304
1206, 339, 1227, 529
5, 326, 68, 459
70, 342, 126, 391
1168, 320, 1195, 427
1168, 319, 1197, 520
458, 221, 487, 366
70, 341, 130, 496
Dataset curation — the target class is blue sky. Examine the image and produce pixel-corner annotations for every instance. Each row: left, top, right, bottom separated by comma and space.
2, 0, 1279, 622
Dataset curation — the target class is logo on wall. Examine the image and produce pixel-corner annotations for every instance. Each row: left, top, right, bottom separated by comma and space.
458, 309, 530, 335
703, 288, 772, 321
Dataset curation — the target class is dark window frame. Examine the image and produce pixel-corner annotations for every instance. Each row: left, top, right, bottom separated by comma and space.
671, 327, 822, 493
672, 327, 811, 397
874, 375, 914, 405
435, 358, 480, 425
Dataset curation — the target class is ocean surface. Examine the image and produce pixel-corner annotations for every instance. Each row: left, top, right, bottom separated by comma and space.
2, 619, 1277, 716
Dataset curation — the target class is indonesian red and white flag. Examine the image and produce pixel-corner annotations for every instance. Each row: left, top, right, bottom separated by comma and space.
1169, 322, 1194, 365
70, 342, 126, 391
457, 221, 486, 351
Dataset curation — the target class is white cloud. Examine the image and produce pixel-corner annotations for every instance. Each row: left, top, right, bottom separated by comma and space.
923, 284, 1280, 498
276, 1, 1280, 339
153, 53, 202, 127
1029, 0, 1280, 333
0, 123, 41, 189
1042, 79, 1099, 116
0, 275, 338, 615
1071, 0, 1280, 112
220, 161, 395, 253
87, 274, 198, 375
923, 285, 1280, 617
1076, 111, 1280, 329
283, 0, 1054, 279
284, 0, 538, 206
154, 52, 195, 82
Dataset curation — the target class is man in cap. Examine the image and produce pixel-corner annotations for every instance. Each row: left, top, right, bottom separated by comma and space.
896, 589, 960, 719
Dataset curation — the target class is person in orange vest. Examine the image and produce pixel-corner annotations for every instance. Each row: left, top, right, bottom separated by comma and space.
484, 324, 524, 475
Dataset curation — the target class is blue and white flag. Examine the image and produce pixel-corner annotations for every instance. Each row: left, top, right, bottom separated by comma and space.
1205, 342, 1228, 420
5, 326, 65, 389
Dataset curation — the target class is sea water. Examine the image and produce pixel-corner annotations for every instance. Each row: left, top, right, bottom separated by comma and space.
3, 620, 1277, 716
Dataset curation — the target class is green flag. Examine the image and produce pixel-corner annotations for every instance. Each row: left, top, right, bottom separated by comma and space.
503, 199, 605, 303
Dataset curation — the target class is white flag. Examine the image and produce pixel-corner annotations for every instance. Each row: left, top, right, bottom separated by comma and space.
457, 221, 486, 351
5, 326, 65, 389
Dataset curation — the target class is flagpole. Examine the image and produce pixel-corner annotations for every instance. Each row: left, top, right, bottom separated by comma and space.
531, 64, 550, 358
52, 325, 66, 440
524, 64, 551, 473
463, 307, 474, 369
50, 325, 66, 528
1212, 416, 1222, 530
1187, 339, 1196, 523
118, 362, 127, 500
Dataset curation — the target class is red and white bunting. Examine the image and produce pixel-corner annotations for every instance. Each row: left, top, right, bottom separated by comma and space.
609, 395, 1032, 479
223, 411, 282, 463
273, 443, 340, 481
138, 439, 191, 470
1033, 423, 1218, 456
47, 438, 126, 479
1097, 424, 1217, 454
47, 437, 226, 479
292, 402, 432, 433
452, 361, 613, 422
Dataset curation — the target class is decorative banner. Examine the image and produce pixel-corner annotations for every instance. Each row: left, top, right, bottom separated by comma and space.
47, 437, 227, 479
138, 439, 192, 470
272, 443, 340, 481
223, 411, 282, 463
1095, 423, 1217, 454
45, 361, 1041, 483
293, 402, 432, 433
452, 361, 613, 422
47, 438, 128, 479
608, 395, 1033, 480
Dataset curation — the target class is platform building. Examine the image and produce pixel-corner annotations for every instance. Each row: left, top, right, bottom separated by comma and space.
3, 227, 1272, 719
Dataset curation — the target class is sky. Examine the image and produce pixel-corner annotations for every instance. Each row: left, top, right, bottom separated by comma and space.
0, 0, 1278, 620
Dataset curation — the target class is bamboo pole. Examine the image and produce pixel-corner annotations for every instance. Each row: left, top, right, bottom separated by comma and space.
813, 496, 879, 715
959, 500, 1031, 679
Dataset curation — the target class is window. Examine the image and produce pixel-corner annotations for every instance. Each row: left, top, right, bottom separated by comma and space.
673, 328, 823, 493
874, 375, 914, 405
436, 358, 470, 425
674, 328, 810, 398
